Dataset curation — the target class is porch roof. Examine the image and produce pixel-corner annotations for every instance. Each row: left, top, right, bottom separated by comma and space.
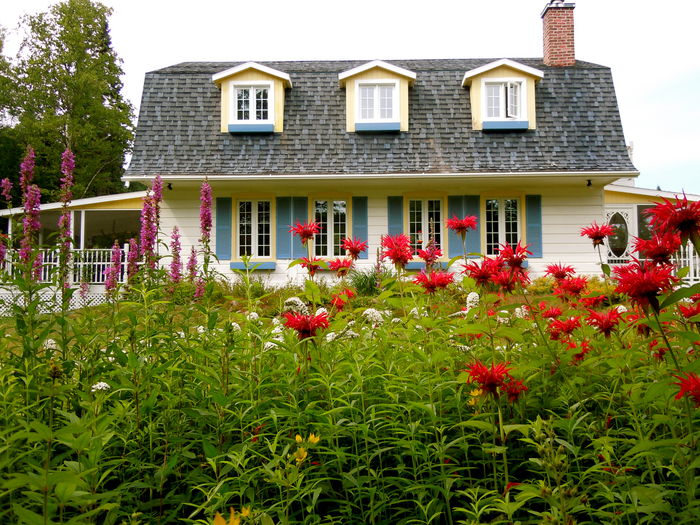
0, 191, 147, 217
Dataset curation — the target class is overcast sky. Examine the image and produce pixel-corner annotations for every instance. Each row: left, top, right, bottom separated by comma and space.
2, 0, 699, 194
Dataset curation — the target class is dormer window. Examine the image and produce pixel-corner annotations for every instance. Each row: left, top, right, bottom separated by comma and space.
485, 81, 522, 120
233, 84, 272, 124
339, 60, 415, 133
462, 59, 543, 131
357, 81, 398, 123
212, 62, 291, 134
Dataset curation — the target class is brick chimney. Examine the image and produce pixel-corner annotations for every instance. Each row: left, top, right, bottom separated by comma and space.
541, 1, 576, 67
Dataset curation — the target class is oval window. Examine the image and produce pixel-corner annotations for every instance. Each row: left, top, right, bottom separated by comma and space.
608, 213, 629, 257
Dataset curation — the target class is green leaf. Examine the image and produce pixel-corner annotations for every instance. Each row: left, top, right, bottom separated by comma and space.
660, 282, 700, 309
600, 263, 611, 277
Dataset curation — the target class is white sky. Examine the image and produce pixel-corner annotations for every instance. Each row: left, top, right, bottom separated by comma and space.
2, 0, 699, 193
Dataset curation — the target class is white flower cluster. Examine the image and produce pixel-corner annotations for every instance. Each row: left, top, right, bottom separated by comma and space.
230, 322, 241, 332
408, 307, 427, 319
90, 381, 111, 393
315, 307, 328, 316
465, 292, 480, 312
514, 306, 529, 319
284, 296, 309, 315
362, 308, 390, 325
615, 305, 628, 314
247, 312, 261, 324
44, 339, 58, 350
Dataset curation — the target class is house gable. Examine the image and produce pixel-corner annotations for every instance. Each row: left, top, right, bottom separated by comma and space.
462, 59, 544, 131
212, 62, 292, 133
338, 61, 416, 133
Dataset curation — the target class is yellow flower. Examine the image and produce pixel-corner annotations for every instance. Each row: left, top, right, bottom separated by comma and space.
240, 506, 251, 518
308, 433, 320, 444
294, 447, 308, 464
213, 508, 240, 525
468, 388, 483, 406
295, 434, 303, 444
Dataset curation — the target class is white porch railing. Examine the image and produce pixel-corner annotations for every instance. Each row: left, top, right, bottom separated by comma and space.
607, 241, 700, 285
1, 247, 129, 285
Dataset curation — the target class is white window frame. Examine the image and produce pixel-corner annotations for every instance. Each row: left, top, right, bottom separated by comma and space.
354, 79, 400, 123
230, 81, 274, 124
408, 198, 443, 253
484, 197, 521, 256
313, 199, 348, 257
481, 78, 526, 121
237, 199, 272, 259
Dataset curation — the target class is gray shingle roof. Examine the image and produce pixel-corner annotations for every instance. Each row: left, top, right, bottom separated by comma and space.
125, 58, 636, 177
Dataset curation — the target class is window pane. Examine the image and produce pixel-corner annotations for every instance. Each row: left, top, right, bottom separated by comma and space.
637, 205, 654, 240
255, 88, 268, 121
486, 199, 499, 255
239, 201, 252, 256
379, 85, 393, 119
237, 89, 250, 121
507, 82, 520, 118
360, 86, 374, 120
257, 201, 271, 257
504, 199, 519, 248
409, 200, 423, 252
314, 200, 328, 256
427, 199, 441, 249
333, 200, 347, 256
486, 84, 501, 118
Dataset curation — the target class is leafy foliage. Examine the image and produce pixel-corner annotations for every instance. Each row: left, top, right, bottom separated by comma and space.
7, 0, 134, 199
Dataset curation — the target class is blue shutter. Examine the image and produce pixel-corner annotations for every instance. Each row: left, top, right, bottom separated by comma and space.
292, 197, 308, 258
525, 194, 543, 258
352, 196, 369, 259
464, 195, 481, 256
387, 196, 403, 235
215, 197, 232, 260
276, 197, 292, 259
447, 196, 464, 258
447, 195, 480, 257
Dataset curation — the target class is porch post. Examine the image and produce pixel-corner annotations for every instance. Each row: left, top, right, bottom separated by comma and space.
80, 210, 86, 250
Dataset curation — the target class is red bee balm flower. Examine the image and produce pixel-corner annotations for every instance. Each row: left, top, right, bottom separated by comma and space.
283, 312, 330, 339
446, 215, 477, 237
413, 270, 454, 294
613, 259, 677, 310
585, 308, 622, 338
466, 361, 512, 395
300, 257, 324, 276
633, 232, 682, 264
501, 379, 528, 403
328, 257, 353, 276
341, 237, 368, 260
673, 372, 700, 407
554, 276, 588, 299
416, 244, 443, 267
498, 241, 531, 271
548, 316, 581, 341
290, 221, 321, 245
330, 288, 355, 310
581, 221, 616, 246
647, 194, 700, 243
463, 257, 504, 288
545, 263, 575, 281
381, 234, 413, 269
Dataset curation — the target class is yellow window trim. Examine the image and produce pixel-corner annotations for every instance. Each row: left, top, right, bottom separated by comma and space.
402, 195, 449, 261
231, 196, 277, 262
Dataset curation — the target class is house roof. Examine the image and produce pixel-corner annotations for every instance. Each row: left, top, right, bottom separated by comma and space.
604, 183, 700, 202
0, 191, 147, 217
125, 58, 637, 179
211, 62, 293, 88
461, 59, 544, 86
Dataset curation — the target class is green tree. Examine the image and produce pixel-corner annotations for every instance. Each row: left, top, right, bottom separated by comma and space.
0, 27, 22, 197
11, 0, 133, 199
